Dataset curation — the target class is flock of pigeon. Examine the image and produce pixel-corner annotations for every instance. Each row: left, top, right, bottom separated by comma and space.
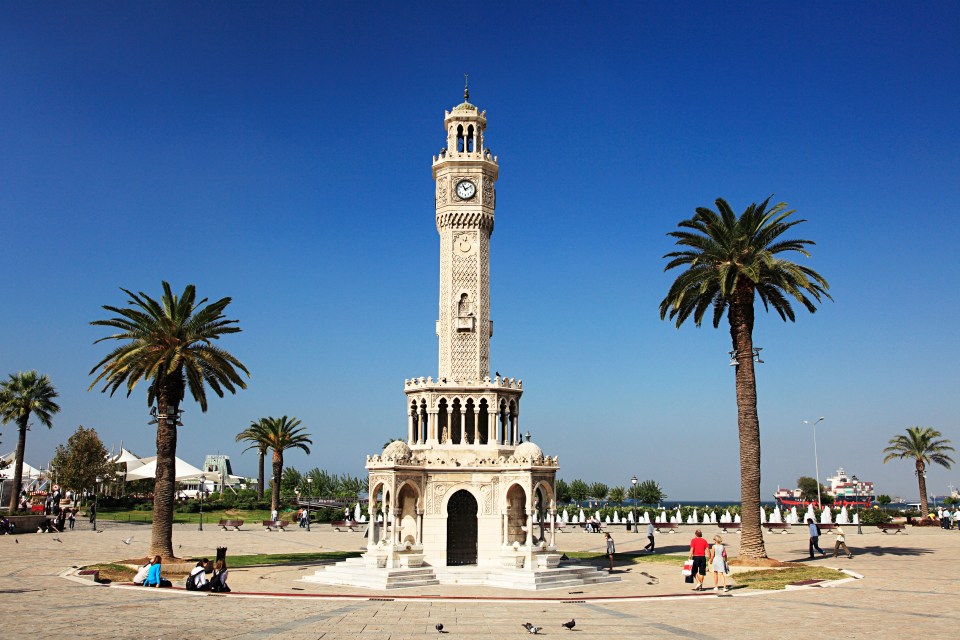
435, 620, 575, 634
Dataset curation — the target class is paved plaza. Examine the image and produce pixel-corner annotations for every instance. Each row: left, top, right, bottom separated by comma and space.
2, 521, 958, 639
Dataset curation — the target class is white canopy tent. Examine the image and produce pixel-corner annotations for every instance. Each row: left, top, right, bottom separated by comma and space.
125, 456, 206, 481
0, 452, 43, 480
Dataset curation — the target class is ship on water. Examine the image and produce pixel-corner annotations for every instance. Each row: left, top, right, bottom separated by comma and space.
774, 467, 875, 508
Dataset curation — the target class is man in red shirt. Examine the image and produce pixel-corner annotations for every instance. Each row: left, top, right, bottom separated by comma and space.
688, 529, 710, 591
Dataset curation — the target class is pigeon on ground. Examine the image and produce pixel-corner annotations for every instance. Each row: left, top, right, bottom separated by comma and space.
122, 537, 134, 545
435, 623, 444, 633
526, 625, 543, 634
562, 619, 576, 630
522, 623, 533, 631
52, 537, 63, 543
14, 539, 18, 544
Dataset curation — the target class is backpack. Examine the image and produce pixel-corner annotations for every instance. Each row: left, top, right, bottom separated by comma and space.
185, 572, 197, 590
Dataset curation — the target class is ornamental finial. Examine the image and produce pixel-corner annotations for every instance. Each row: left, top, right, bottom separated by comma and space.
464, 74, 469, 102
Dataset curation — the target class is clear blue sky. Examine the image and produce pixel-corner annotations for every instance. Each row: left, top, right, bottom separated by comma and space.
1, 2, 957, 501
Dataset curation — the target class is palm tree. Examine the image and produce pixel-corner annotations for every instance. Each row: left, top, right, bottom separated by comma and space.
883, 427, 954, 517
235, 419, 270, 499
258, 416, 312, 513
0, 371, 60, 511
660, 197, 830, 559
89, 282, 249, 558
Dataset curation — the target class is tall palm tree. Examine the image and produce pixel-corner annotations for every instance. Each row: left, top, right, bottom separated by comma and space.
883, 427, 954, 517
660, 197, 830, 559
235, 419, 270, 499
89, 282, 249, 558
0, 371, 60, 511
258, 416, 312, 513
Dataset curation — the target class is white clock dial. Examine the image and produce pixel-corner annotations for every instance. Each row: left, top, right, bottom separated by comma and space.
456, 179, 476, 200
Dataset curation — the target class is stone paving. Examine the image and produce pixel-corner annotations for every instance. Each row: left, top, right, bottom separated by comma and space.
1, 520, 958, 638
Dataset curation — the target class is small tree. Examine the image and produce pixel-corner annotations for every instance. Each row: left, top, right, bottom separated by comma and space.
608, 486, 626, 507
555, 479, 571, 504
877, 495, 892, 506
49, 426, 116, 496
635, 479, 667, 505
589, 482, 609, 502
569, 479, 589, 505
797, 476, 833, 504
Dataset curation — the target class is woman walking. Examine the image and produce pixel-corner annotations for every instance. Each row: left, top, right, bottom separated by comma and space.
604, 532, 616, 571
709, 535, 731, 592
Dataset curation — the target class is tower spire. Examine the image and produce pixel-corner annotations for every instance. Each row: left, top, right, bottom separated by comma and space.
464, 74, 469, 102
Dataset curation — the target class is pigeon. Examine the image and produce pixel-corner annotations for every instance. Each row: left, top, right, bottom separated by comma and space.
14, 539, 18, 544
522, 623, 533, 631
122, 537, 134, 545
495, 371, 500, 377
52, 537, 63, 543
562, 619, 576, 630
435, 623, 444, 633
525, 624, 542, 634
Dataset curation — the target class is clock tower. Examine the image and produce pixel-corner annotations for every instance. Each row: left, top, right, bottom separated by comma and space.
433, 82, 498, 382
304, 89, 615, 590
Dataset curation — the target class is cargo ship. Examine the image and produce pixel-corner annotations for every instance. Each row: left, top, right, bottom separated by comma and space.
774, 467, 875, 508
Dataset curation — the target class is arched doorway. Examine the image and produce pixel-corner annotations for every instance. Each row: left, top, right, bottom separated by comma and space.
446, 490, 478, 565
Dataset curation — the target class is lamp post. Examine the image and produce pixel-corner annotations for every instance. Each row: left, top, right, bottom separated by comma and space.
631, 475, 638, 533
852, 475, 862, 534
306, 477, 313, 532
803, 417, 826, 506
92, 476, 102, 531
198, 474, 206, 531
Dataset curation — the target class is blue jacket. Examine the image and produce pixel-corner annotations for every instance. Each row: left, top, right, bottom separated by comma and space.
143, 563, 161, 586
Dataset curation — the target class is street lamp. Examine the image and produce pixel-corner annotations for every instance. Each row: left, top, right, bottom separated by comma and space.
803, 417, 826, 506
306, 477, 313, 532
92, 476, 102, 531
631, 476, 638, 533
852, 475, 862, 534
198, 474, 206, 531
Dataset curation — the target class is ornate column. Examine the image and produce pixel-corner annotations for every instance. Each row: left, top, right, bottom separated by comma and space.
525, 509, 533, 546
549, 508, 557, 547
428, 410, 438, 443
502, 511, 509, 545
460, 410, 467, 445
445, 406, 453, 444
487, 409, 497, 445
407, 412, 415, 444
416, 508, 423, 545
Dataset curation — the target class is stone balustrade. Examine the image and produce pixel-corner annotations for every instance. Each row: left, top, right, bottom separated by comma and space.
404, 375, 521, 389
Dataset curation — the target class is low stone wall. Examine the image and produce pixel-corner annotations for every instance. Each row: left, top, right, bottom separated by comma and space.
5, 514, 51, 534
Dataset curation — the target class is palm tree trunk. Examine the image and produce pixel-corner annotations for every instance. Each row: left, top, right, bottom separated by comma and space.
916, 461, 929, 517
271, 453, 283, 514
8, 415, 29, 512
729, 287, 767, 559
257, 447, 265, 500
151, 384, 180, 559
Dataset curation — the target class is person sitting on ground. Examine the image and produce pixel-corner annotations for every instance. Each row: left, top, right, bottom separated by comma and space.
186, 559, 211, 591
142, 555, 171, 587
210, 559, 231, 593
132, 562, 151, 586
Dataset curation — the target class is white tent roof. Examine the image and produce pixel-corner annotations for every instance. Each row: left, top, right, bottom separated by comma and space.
125, 456, 206, 481
0, 452, 42, 480
112, 447, 143, 466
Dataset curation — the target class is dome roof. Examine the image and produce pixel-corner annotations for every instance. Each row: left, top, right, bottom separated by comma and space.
515, 441, 543, 460
383, 440, 411, 459
452, 100, 478, 112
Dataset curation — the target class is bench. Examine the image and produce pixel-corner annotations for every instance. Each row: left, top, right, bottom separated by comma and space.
877, 523, 906, 534
218, 519, 243, 531
718, 523, 742, 533
654, 523, 680, 534
330, 520, 361, 532
577, 523, 606, 533
262, 520, 289, 531
816, 523, 839, 533
763, 523, 791, 534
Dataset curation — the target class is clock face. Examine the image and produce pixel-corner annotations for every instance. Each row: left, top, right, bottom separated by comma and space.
456, 179, 476, 200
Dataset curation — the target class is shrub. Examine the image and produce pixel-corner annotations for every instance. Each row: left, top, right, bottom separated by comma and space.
857, 508, 892, 525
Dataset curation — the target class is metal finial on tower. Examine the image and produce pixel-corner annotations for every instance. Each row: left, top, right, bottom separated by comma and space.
464, 74, 469, 102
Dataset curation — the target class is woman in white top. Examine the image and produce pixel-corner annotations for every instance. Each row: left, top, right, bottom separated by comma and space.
188, 559, 211, 591
132, 563, 150, 586
709, 534, 731, 592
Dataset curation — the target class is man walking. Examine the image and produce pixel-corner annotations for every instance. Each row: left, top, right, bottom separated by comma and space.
808, 518, 826, 558
644, 520, 655, 553
688, 529, 709, 591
